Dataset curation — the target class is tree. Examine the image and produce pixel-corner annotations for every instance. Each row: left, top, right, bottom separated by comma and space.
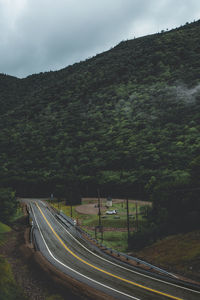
0, 188, 17, 223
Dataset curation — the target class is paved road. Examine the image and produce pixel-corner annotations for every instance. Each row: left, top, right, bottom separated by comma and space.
26, 199, 200, 300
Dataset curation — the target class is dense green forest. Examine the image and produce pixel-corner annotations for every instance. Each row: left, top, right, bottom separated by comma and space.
0, 21, 200, 243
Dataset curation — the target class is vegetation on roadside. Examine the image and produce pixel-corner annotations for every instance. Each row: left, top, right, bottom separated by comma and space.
0, 219, 26, 300
129, 166, 200, 250
0, 188, 18, 224
0, 222, 11, 234
87, 229, 128, 253
0, 255, 26, 300
137, 230, 200, 280
0, 191, 27, 300
10, 207, 24, 223
0, 221, 11, 246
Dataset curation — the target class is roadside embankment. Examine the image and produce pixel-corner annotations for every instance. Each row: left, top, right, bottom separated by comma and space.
135, 230, 200, 283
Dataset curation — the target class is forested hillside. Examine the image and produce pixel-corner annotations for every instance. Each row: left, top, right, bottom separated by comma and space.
0, 21, 200, 239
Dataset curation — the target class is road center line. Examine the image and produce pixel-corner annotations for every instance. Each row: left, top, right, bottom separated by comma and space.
31, 203, 140, 300
36, 203, 183, 300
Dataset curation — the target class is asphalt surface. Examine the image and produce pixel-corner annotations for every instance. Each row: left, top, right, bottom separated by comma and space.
25, 199, 200, 300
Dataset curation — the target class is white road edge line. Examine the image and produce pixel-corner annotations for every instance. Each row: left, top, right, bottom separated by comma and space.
32, 204, 140, 300
45, 204, 200, 295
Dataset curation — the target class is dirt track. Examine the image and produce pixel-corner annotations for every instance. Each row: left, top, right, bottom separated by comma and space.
76, 198, 152, 215
75, 204, 107, 215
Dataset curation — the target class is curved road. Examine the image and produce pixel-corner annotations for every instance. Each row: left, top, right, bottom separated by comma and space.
27, 199, 199, 300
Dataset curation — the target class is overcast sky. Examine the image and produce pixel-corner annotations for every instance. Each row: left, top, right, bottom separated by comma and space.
0, 0, 200, 78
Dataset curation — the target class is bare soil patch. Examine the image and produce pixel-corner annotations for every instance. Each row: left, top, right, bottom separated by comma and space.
76, 204, 106, 215
82, 198, 152, 206
76, 198, 151, 215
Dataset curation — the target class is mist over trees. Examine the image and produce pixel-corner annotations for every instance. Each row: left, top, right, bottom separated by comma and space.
0, 20, 199, 241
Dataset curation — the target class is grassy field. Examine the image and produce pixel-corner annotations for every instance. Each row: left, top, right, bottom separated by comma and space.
51, 199, 148, 252
87, 229, 129, 253
52, 201, 146, 224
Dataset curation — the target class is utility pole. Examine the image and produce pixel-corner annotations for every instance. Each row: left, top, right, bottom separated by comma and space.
70, 190, 73, 217
135, 200, 138, 232
70, 201, 73, 217
97, 188, 101, 227
95, 189, 103, 242
57, 197, 60, 210
126, 198, 130, 241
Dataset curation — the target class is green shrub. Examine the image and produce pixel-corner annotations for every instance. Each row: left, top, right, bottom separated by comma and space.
0, 255, 26, 300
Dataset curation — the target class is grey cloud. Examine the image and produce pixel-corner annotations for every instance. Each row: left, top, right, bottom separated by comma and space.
0, 0, 199, 78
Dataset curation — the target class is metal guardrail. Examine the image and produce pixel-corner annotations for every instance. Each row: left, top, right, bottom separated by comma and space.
55, 213, 71, 227
26, 203, 34, 244
74, 225, 177, 278
111, 251, 176, 278
59, 211, 76, 226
